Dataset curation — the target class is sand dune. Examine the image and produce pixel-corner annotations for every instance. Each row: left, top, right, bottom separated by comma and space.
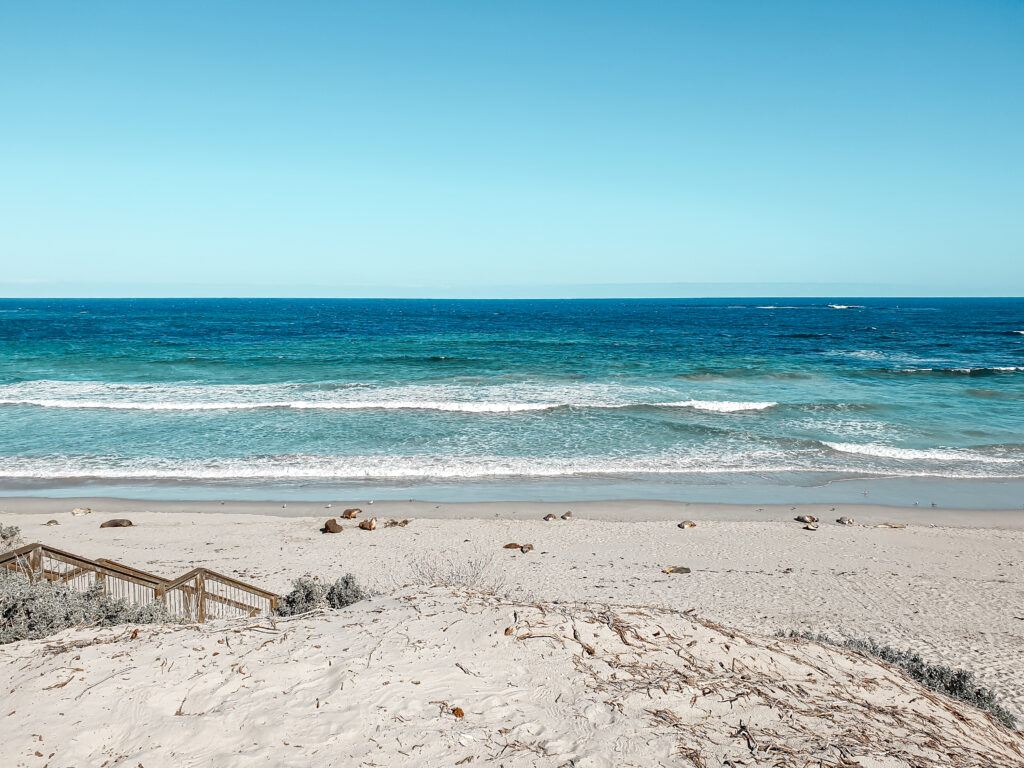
2, 498, 1023, 766
3, 498, 1022, 720
2, 586, 1022, 767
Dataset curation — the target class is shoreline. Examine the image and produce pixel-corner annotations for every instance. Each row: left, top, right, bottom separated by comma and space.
5, 472, 1024, 509
3, 495, 1024, 528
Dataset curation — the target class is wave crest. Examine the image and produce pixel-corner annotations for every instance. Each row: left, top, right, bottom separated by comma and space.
822, 442, 1016, 463
2, 447, 1021, 482
661, 400, 777, 412
0, 380, 780, 414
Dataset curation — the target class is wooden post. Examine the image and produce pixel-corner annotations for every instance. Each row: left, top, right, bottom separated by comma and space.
196, 572, 206, 623
29, 546, 42, 583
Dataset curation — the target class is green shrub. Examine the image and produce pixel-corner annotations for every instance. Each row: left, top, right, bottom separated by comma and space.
781, 630, 1017, 730
0, 524, 21, 553
324, 574, 367, 609
276, 575, 368, 616
0, 571, 171, 644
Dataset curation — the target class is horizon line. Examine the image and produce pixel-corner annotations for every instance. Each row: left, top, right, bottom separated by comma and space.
3, 295, 1023, 301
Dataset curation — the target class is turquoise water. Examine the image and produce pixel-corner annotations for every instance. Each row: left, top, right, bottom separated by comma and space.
1, 298, 1022, 504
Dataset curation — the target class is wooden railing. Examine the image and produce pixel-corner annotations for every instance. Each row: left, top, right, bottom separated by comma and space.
158, 567, 278, 622
0, 543, 278, 621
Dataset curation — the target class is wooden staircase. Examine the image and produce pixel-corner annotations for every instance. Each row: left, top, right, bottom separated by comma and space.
0, 543, 279, 621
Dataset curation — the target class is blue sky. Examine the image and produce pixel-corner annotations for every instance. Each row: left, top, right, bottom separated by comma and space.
1, 1, 1022, 297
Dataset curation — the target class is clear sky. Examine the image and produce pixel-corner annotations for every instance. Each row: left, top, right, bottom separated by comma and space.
1, 1, 1022, 297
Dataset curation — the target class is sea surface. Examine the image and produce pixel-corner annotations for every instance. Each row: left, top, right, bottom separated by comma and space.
1, 298, 1023, 506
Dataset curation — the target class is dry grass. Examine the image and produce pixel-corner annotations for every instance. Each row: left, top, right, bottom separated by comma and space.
469, 592, 1024, 767
404, 548, 510, 594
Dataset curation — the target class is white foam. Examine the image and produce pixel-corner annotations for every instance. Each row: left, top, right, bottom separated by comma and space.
2, 448, 1021, 482
830, 349, 887, 361
0, 380, 644, 413
0, 398, 556, 413
823, 442, 1016, 463
0, 452, 802, 481
663, 400, 778, 412
896, 367, 1024, 374
828, 304, 864, 309
0, 380, 783, 414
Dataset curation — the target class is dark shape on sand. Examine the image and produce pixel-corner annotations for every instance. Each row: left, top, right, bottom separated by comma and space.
322, 518, 343, 533
100, 519, 133, 528
662, 565, 691, 574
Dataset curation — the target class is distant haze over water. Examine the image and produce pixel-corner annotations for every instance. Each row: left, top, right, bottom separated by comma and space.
1, 298, 1022, 507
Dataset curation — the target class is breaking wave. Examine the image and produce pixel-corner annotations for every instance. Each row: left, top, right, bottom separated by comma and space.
891, 367, 1024, 376
0, 452, 804, 481
0, 380, 779, 414
822, 442, 1017, 463
659, 400, 777, 412
1, 447, 1021, 482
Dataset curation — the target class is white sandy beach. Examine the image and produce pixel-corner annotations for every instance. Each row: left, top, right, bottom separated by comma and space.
2, 497, 1023, 766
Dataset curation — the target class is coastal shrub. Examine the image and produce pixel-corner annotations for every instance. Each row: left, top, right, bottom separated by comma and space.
781, 630, 1018, 730
276, 574, 368, 616
324, 574, 367, 609
0, 571, 171, 645
0, 523, 22, 553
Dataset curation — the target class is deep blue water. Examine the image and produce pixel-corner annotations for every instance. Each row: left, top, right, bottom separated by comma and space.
1, 298, 1023, 503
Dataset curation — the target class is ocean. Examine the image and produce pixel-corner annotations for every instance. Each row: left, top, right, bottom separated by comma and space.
1, 298, 1023, 506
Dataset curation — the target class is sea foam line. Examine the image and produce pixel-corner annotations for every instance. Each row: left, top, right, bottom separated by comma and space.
0, 397, 782, 413
0, 453, 803, 480
1, 451, 1021, 481
0, 398, 556, 413
823, 442, 1017, 463
893, 367, 1024, 375
660, 400, 778, 412
0, 379, 782, 414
